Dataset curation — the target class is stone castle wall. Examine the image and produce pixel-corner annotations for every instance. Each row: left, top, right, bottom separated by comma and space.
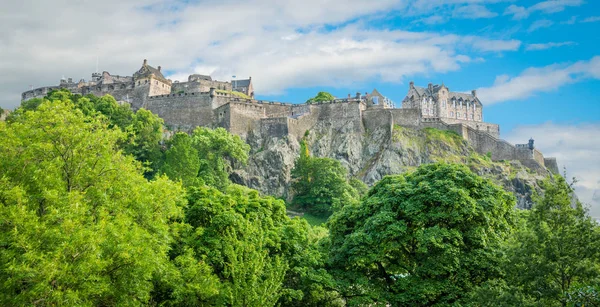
145, 92, 213, 131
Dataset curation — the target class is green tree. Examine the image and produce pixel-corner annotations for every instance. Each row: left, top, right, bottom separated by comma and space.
327, 163, 515, 306
291, 140, 358, 216
181, 184, 289, 306
161, 132, 201, 186
0, 100, 193, 305
123, 108, 164, 177
499, 176, 600, 307
306, 92, 335, 104
191, 127, 250, 190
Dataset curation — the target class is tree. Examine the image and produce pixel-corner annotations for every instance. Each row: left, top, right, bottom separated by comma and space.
499, 176, 600, 307
0, 100, 192, 305
306, 92, 335, 104
181, 184, 289, 306
327, 163, 515, 306
161, 132, 201, 186
123, 108, 164, 177
191, 127, 250, 190
291, 140, 359, 216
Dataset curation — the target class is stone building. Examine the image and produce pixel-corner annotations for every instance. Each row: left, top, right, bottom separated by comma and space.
402, 82, 498, 137
21, 60, 556, 173
232, 77, 254, 98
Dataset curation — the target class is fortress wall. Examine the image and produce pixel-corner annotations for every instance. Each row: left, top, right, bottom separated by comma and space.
210, 95, 236, 109
388, 108, 421, 127
228, 102, 266, 139
441, 118, 500, 138
311, 101, 364, 133
533, 148, 545, 166
260, 102, 293, 117
494, 139, 519, 161
288, 112, 319, 139
544, 157, 559, 174
363, 109, 393, 135
213, 103, 231, 130
145, 93, 213, 131
261, 117, 289, 138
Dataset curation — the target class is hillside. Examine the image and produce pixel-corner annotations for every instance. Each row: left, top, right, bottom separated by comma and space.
235, 121, 550, 209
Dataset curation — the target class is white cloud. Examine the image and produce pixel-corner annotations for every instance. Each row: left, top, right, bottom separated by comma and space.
452, 4, 498, 19
528, 19, 554, 32
505, 123, 600, 219
504, 0, 584, 19
477, 56, 600, 104
0, 0, 522, 109
582, 16, 600, 23
525, 41, 576, 51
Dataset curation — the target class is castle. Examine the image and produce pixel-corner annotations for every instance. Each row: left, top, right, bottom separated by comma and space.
21, 59, 558, 174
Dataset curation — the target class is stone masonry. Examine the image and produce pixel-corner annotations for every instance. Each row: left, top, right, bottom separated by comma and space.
21, 59, 557, 173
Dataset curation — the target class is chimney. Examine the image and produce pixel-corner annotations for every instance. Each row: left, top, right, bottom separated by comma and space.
428, 83, 433, 92
158, 66, 161, 72
348, 94, 351, 98
143, 59, 147, 66
356, 92, 361, 99
471, 89, 477, 97
409, 81, 414, 89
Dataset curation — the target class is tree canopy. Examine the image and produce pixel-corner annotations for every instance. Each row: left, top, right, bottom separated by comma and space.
306, 91, 335, 104
0, 99, 184, 305
327, 163, 516, 306
291, 139, 359, 217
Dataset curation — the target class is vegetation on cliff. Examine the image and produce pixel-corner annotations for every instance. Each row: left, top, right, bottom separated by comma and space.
1, 90, 598, 306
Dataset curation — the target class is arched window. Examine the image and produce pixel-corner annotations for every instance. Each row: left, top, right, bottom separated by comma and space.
450, 111, 454, 117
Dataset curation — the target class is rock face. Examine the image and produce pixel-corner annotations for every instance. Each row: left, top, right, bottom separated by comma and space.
232, 123, 551, 209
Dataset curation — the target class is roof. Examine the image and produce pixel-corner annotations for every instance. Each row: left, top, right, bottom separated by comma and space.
189, 74, 212, 81
413, 84, 479, 103
371, 88, 384, 97
232, 78, 251, 88
134, 63, 168, 82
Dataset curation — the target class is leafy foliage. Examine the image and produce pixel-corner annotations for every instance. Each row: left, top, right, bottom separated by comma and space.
0, 100, 185, 305
191, 127, 250, 190
306, 91, 335, 104
291, 139, 359, 216
328, 163, 516, 306
479, 175, 600, 306
161, 132, 201, 186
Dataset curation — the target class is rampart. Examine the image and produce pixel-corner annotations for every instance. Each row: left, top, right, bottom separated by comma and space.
145, 92, 213, 131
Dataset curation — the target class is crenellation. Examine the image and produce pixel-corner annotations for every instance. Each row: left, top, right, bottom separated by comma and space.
21, 60, 557, 173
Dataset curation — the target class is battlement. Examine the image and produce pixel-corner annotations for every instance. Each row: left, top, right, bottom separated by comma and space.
20, 60, 556, 175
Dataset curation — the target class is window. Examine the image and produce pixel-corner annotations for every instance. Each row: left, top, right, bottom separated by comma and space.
457, 112, 460, 118
450, 111, 454, 117
471, 114, 474, 120
372, 96, 379, 104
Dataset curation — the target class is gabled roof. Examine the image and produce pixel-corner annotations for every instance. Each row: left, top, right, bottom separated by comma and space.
134, 62, 168, 82
371, 88, 384, 97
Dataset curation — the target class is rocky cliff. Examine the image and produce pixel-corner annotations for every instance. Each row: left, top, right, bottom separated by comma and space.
232, 120, 552, 209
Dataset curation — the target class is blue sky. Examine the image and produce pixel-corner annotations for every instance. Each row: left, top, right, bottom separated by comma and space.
0, 0, 598, 216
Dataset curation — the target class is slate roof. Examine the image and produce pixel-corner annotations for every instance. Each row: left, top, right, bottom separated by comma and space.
134, 64, 168, 82
413, 84, 479, 103
232, 78, 251, 88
